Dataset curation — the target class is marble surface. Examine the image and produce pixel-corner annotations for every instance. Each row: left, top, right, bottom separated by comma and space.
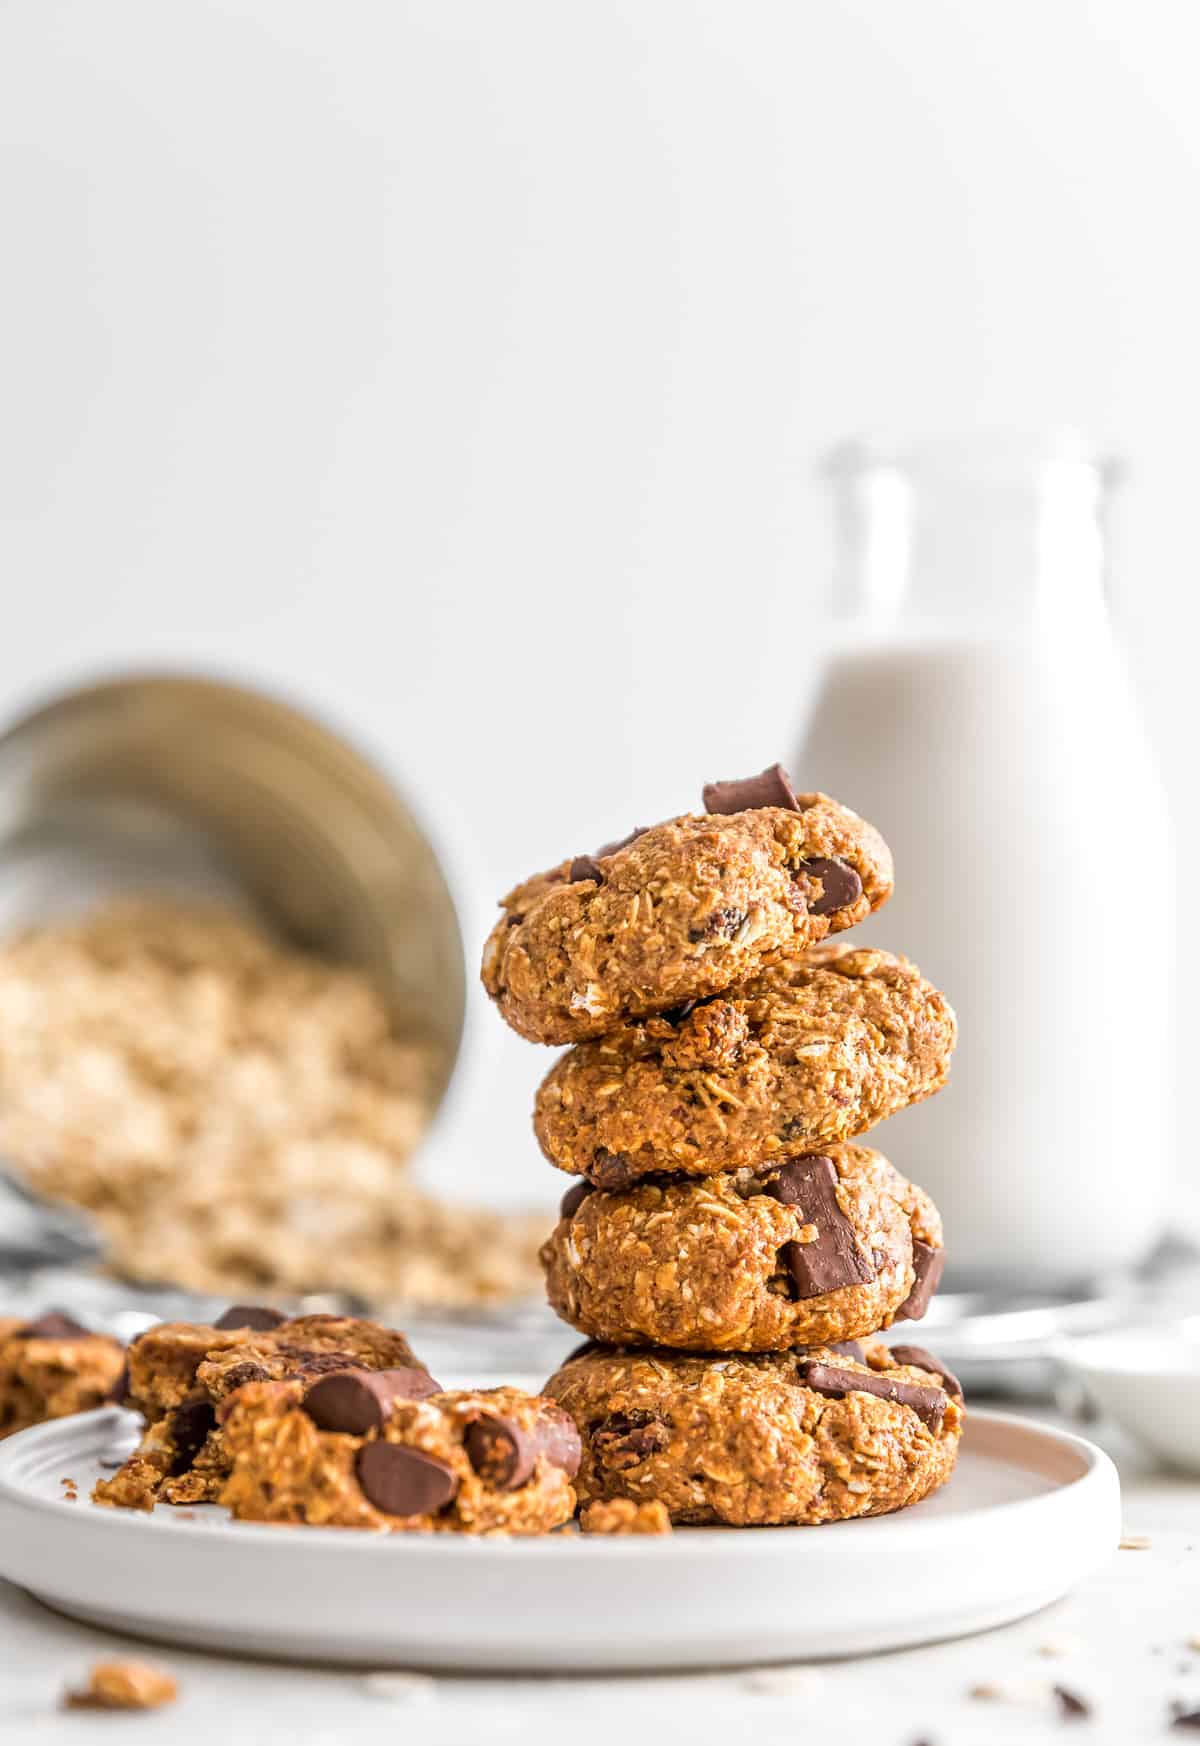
0, 1410, 1196, 1746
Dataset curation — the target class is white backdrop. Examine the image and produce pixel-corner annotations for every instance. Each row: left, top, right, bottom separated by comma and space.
1, 1, 1194, 1206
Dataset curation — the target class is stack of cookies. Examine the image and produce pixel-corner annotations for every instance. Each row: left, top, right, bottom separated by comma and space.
482, 763, 964, 1528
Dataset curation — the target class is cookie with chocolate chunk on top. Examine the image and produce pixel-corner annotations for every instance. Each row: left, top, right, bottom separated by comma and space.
0, 1313, 125, 1440
544, 1339, 963, 1527
481, 766, 893, 1045
541, 1145, 944, 1352
536, 942, 954, 1184
220, 1381, 579, 1535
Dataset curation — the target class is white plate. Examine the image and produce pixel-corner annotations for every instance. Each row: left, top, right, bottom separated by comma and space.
0, 1407, 1118, 1670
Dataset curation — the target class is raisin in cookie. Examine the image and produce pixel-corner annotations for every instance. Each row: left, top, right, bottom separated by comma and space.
545, 1340, 962, 1527
482, 766, 893, 1045
94, 1307, 427, 1510
220, 1378, 579, 1535
535, 943, 955, 1185
0, 1313, 124, 1439
540, 1146, 944, 1351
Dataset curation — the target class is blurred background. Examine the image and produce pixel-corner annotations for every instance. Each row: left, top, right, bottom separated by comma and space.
0, 3, 1194, 1358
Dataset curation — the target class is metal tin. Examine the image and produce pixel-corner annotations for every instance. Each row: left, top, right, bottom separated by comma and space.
0, 672, 465, 1108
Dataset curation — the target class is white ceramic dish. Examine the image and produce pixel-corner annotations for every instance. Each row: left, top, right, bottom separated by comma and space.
1058, 1319, 1200, 1472
0, 1407, 1118, 1670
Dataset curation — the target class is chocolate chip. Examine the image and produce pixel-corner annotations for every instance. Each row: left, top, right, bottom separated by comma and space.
761, 1157, 876, 1299
702, 764, 801, 815
464, 1405, 581, 1489
895, 1242, 946, 1321
588, 1149, 638, 1191
14, 1312, 91, 1340
794, 856, 862, 917
1053, 1685, 1092, 1721
355, 1442, 458, 1517
220, 1361, 273, 1393
302, 1367, 441, 1434
796, 1360, 948, 1430
888, 1345, 962, 1399
167, 1394, 216, 1474
687, 905, 747, 943
568, 855, 604, 884
559, 1180, 593, 1220
592, 1409, 670, 1469
213, 1304, 287, 1332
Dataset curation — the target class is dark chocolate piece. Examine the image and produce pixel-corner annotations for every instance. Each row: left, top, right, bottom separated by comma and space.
559, 1180, 593, 1220
702, 763, 800, 815
795, 856, 862, 916
213, 1305, 287, 1332
796, 1360, 948, 1430
302, 1366, 440, 1434
355, 1442, 458, 1516
888, 1344, 962, 1399
1053, 1686, 1092, 1721
464, 1406, 581, 1489
588, 1149, 638, 1191
14, 1312, 92, 1340
167, 1393, 217, 1474
895, 1241, 946, 1321
763, 1156, 876, 1299
1172, 1707, 1200, 1731
568, 855, 605, 885
591, 1409, 670, 1468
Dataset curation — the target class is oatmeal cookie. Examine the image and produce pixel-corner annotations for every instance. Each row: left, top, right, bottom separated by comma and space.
93, 1307, 427, 1510
482, 767, 892, 1045
0, 1313, 124, 1439
535, 943, 955, 1185
544, 1339, 963, 1527
220, 1378, 579, 1534
540, 1146, 943, 1351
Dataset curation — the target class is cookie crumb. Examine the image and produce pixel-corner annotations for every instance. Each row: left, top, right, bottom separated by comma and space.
580, 1497, 672, 1536
1187, 1634, 1200, 1652
740, 1666, 824, 1696
63, 1662, 178, 1711
360, 1672, 436, 1703
1120, 1533, 1151, 1550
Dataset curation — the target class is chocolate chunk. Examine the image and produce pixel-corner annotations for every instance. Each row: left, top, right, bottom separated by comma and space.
213, 1304, 287, 1332
568, 855, 604, 885
887, 1345, 962, 1399
795, 856, 862, 917
1053, 1686, 1092, 1722
702, 763, 800, 815
589, 1149, 638, 1191
356, 1442, 458, 1517
559, 1180, 593, 1220
302, 1366, 441, 1434
895, 1241, 946, 1321
591, 1409, 670, 1469
464, 1406, 582, 1489
219, 1361, 273, 1393
1172, 1708, 1200, 1731
14, 1312, 92, 1340
796, 1360, 948, 1430
167, 1394, 217, 1473
687, 904, 747, 944
762, 1157, 876, 1299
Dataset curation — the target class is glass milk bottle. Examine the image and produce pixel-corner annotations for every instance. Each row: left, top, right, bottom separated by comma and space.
795, 434, 1172, 1291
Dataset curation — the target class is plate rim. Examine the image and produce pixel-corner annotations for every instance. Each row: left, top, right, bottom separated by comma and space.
0, 1404, 1117, 1558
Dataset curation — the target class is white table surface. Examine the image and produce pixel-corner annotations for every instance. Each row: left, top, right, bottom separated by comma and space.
0, 1410, 1195, 1746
